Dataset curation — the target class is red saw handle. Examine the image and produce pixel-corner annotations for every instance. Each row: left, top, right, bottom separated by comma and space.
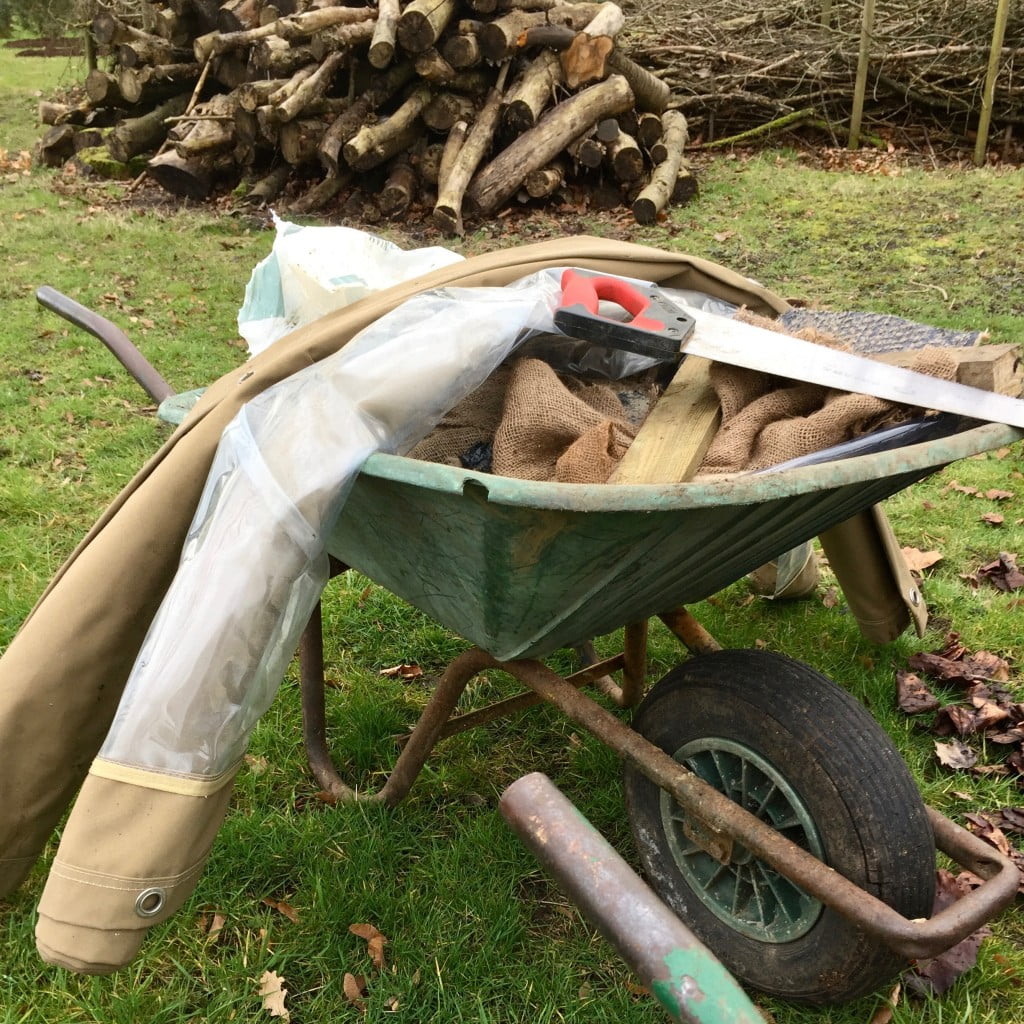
553, 269, 694, 361
558, 269, 669, 333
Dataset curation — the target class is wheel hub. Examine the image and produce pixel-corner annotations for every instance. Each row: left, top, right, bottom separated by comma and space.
660, 737, 825, 943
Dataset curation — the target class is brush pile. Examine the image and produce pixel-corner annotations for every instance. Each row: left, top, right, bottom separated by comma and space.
36, 0, 698, 229
625, 0, 1024, 144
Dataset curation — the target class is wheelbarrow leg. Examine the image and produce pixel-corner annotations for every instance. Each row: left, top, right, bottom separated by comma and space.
658, 606, 722, 656
573, 621, 648, 708
299, 599, 357, 801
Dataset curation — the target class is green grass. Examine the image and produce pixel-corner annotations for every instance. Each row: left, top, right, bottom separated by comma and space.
1, 44, 1023, 1024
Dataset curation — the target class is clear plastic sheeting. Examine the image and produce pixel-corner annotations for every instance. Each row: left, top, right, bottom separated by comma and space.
98, 271, 564, 778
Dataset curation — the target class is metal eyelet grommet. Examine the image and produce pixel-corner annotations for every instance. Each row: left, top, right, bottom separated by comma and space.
908, 588, 921, 606
135, 887, 166, 918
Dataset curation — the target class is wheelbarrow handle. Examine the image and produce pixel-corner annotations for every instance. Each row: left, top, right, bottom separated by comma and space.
36, 285, 175, 404
500, 772, 762, 1024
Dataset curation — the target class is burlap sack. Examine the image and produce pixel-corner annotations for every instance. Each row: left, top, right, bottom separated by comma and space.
699, 310, 960, 474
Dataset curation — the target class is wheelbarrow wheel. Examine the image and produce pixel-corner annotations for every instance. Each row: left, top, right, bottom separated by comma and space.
623, 649, 935, 1005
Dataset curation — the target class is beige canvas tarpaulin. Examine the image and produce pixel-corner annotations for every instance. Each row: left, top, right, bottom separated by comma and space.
0, 237, 920, 972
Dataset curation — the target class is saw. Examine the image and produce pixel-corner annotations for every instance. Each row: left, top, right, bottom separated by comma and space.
554, 269, 1024, 430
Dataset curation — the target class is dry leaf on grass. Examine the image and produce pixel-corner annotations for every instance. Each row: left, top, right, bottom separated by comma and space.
978, 552, 1024, 592
868, 981, 901, 1024
896, 671, 939, 714
262, 897, 300, 924
349, 922, 388, 969
905, 871, 991, 996
935, 738, 978, 771
343, 972, 369, 1013
379, 663, 423, 679
901, 547, 943, 573
258, 970, 291, 1021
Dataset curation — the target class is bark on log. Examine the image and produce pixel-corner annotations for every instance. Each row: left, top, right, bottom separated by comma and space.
213, 51, 250, 89
280, 116, 327, 164
672, 161, 699, 204
146, 148, 228, 199
242, 163, 292, 205
436, 118, 468, 189
118, 62, 203, 105
238, 78, 290, 112
369, 0, 401, 68
441, 31, 481, 69
249, 36, 317, 75
85, 70, 126, 107
396, 0, 457, 55
90, 14, 151, 46
607, 50, 670, 113
635, 111, 663, 149
195, 6, 374, 61
632, 109, 687, 224
107, 93, 192, 162
283, 172, 348, 214
275, 49, 346, 122
649, 109, 688, 164
433, 84, 503, 235
38, 101, 71, 126
174, 93, 237, 158
310, 20, 377, 61
256, 105, 282, 145
118, 39, 190, 68
153, 7, 196, 46
468, 74, 633, 213
566, 129, 603, 167
414, 48, 457, 83
36, 125, 78, 167
582, 2, 623, 37
423, 92, 476, 132
479, 5, 599, 63
524, 159, 564, 197
415, 140, 445, 184
218, 0, 262, 33
606, 128, 643, 181
343, 82, 433, 171
445, 70, 492, 96
503, 50, 562, 133
319, 62, 415, 173
380, 159, 418, 217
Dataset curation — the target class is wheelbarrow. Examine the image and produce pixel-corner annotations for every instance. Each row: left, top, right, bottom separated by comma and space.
35, 283, 1023, 1007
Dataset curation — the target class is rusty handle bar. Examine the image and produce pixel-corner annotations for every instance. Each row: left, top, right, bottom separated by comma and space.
500, 772, 763, 1024
482, 654, 1019, 962
36, 286, 175, 404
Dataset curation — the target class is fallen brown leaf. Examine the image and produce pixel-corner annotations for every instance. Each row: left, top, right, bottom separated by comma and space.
349, 922, 388, 970
905, 871, 991, 996
896, 671, 939, 714
935, 738, 978, 770
258, 970, 291, 1021
262, 897, 300, 925
982, 512, 1005, 526
985, 489, 1014, 501
868, 981, 900, 1024
379, 663, 423, 679
901, 547, 943, 573
978, 552, 1024, 593
343, 972, 368, 1013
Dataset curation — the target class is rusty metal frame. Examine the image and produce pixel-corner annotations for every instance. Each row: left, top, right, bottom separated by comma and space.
298, 620, 1018, 962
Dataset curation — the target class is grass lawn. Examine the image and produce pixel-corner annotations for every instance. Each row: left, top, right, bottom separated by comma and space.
1, 41, 1023, 1024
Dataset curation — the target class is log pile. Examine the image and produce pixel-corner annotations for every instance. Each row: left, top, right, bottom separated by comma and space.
37, 0, 699, 229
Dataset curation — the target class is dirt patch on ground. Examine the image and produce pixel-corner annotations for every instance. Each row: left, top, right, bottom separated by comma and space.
4, 37, 83, 58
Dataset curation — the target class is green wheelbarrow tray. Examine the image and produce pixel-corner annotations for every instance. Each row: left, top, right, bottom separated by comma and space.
331, 418, 1021, 661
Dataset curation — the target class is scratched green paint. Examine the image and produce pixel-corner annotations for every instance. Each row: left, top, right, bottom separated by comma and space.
652, 947, 762, 1024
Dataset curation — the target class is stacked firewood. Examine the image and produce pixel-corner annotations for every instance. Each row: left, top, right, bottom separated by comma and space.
36, 0, 698, 230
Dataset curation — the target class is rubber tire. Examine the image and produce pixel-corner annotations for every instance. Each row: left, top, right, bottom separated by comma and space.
623, 649, 935, 1005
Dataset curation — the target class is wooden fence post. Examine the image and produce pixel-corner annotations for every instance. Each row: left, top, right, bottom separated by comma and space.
974, 0, 1011, 166
848, 0, 876, 150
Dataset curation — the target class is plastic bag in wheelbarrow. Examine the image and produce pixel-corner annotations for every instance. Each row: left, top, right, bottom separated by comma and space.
0, 236, 908, 973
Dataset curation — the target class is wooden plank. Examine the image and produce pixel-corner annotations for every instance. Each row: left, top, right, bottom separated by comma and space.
873, 343, 1022, 397
609, 355, 720, 483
